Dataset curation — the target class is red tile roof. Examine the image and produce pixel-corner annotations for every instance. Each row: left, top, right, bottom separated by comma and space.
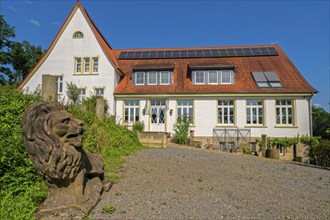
113, 45, 317, 95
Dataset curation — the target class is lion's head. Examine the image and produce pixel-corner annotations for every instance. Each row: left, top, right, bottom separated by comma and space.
22, 102, 84, 187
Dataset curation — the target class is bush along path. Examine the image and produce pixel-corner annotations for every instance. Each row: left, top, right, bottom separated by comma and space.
0, 85, 145, 219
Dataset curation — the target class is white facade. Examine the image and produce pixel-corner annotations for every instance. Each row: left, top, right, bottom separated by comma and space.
115, 96, 312, 138
21, 7, 119, 115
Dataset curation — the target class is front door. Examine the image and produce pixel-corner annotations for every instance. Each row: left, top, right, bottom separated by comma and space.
150, 100, 166, 132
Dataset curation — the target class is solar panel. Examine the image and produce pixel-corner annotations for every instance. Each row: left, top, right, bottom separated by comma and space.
118, 47, 279, 59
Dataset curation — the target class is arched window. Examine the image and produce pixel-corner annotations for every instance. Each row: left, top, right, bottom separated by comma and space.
73, 31, 84, 39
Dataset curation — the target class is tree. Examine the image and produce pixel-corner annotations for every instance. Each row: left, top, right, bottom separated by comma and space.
0, 15, 15, 84
312, 105, 330, 139
0, 16, 43, 85
66, 81, 80, 104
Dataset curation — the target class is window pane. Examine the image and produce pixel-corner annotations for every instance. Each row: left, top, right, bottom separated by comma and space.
93, 57, 98, 72
76, 58, 81, 72
136, 72, 145, 85
221, 71, 231, 83
84, 58, 90, 72
160, 71, 170, 84
208, 71, 217, 84
195, 71, 205, 84
148, 71, 157, 85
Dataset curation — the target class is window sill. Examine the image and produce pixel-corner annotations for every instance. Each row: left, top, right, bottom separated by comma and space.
73, 73, 99, 76
244, 125, 268, 128
274, 125, 298, 128
215, 125, 237, 128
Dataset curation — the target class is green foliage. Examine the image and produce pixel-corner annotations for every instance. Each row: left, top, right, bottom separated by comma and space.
66, 81, 80, 104
312, 105, 330, 139
82, 95, 109, 115
255, 138, 263, 152
132, 121, 144, 133
0, 16, 43, 85
68, 98, 145, 181
0, 85, 47, 219
102, 204, 116, 214
300, 135, 321, 165
242, 146, 252, 154
313, 140, 330, 168
267, 137, 299, 148
173, 116, 190, 145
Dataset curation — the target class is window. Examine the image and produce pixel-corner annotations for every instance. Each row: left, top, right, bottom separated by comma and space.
221, 70, 232, 84
133, 71, 173, 86
218, 100, 234, 125
92, 57, 99, 73
84, 58, 90, 73
160, 71, 170, 85
95, 88, 104, 96
78, 88, 86, 102
135, 72, 145, 85
246, 100, 263, 125
177, 100, 193, 123
124, 100, 140, 124
276, 99, 293, 125
192, 70, 234, 85
73, 31, 84, 39
75, 58, 82, 73
147, 71, 157, 85
74, 57, 99, 74
195, 71, 205, 84
252, 72, 283, 88
208, 71, 218, 84
57, 76, 63, 94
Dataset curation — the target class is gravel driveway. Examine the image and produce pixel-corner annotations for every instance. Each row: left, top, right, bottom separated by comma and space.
91, 145, 330, 219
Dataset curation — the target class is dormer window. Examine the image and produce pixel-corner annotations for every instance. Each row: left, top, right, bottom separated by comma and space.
73, 31, 84, 39
252, 72, 283, 88
192, 70, 235, 85
132, 64, 174, 86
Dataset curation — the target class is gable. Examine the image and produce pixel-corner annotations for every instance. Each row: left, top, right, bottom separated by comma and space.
19, 2, 121, 89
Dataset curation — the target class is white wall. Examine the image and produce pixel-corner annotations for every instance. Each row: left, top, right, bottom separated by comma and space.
22, 8, 118, 115
116, 96, 311, 139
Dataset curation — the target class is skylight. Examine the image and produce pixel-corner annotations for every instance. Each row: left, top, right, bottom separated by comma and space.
252, 72, 282, 88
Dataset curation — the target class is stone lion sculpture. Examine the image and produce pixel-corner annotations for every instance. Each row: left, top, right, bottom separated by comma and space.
22, 102, 109, 217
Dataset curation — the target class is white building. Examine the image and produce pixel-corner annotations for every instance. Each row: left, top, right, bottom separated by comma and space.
19, 2, 317, 160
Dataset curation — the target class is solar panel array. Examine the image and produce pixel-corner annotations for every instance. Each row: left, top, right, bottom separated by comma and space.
118, 47, 278, 60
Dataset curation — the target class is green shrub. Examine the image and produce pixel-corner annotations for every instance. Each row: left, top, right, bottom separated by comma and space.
102, 204, 116, 214
132, 121, 144, 133
173, 116, 190, 145
68, 98, 145, 181
314, 140, 330, 168
0, 85, 47, 220
242, 146, 252, 154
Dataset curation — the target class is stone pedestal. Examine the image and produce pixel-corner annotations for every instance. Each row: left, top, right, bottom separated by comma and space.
96, 97, 105, 120
261, 134, 267, 157
42, 75, 57, 102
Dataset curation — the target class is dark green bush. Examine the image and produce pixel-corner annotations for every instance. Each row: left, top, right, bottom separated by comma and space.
314, 140, 330, 168
0, 85, 47, 220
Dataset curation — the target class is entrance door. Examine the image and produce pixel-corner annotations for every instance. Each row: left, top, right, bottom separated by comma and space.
150, 100, 166, 132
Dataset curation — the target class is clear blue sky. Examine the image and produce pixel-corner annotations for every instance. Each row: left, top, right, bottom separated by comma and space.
1, 0, 329, 111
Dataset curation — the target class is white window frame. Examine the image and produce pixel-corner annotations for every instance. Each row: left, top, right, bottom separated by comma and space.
95, 88, 104, 96
75, 58, 82, 73
177, 100, 194, 124
208, 70, 218, 84
218, 100, 235, 125
276, 99, 294, 125
84, 57, 90, 74
57, 76, 63, 94
246, 100, 263, 125
220, 70, 233, 84
92, 57, 99, 73
124, 100, 140, 124
135, 72, 145, 85
194, 71, 205, 84
160, 71, 170, 85
147, 71, 157, 85
78, 88, 86, 103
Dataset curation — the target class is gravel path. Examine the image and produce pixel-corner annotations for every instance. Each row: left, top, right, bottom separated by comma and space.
91, 145, 330, 219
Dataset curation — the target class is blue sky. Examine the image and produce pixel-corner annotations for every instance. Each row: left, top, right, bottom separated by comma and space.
1, 0, 329, 111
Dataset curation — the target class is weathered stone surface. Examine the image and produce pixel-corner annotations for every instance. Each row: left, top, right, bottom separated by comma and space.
22, 102, 108, 218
